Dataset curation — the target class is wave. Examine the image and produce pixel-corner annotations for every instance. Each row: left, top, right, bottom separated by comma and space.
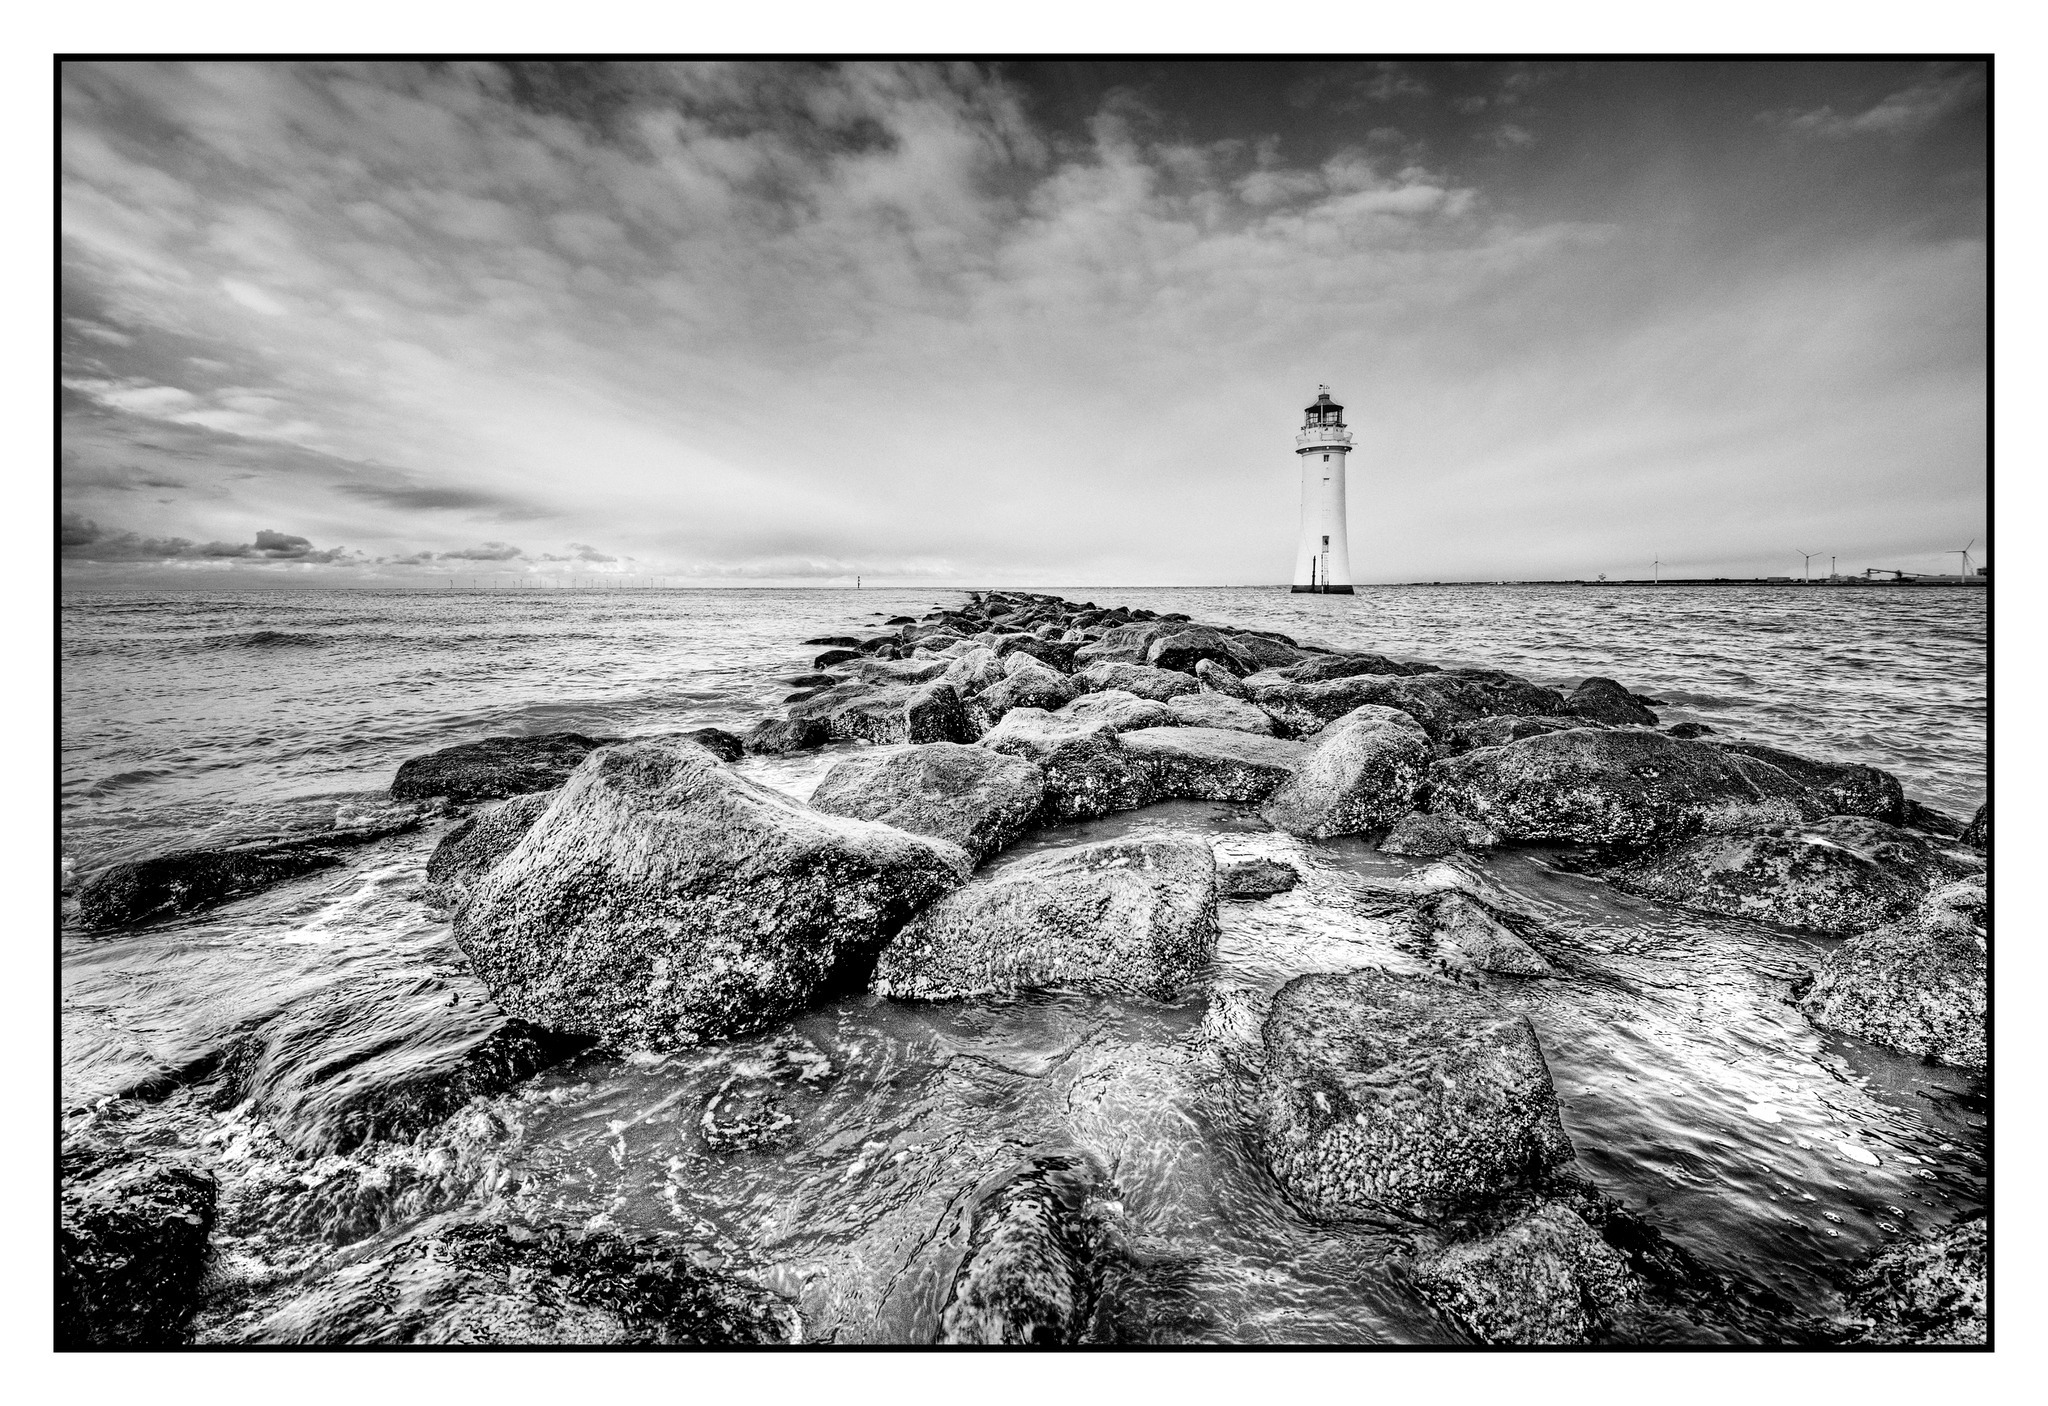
202, 630, 327, 650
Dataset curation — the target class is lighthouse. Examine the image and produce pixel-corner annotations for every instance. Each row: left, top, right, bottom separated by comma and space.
1291, 386, 1355, 593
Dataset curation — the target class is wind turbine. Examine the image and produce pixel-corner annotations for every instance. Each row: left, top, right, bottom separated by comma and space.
1796, 550, 1820, 582
1652, 556, 1660, 584
1953, 539, 1976, 581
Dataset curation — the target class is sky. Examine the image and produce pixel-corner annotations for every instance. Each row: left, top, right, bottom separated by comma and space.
59, 59, 1989, 587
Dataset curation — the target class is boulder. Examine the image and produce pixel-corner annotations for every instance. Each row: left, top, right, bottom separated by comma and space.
1145, 625, 1257, 676
73, 817, 422, 930
1055, 690, 1177, 734
1071, 623, 1167, 669
1377, 810, 1494, 857
741, 714, 828, 755
1563, 677, 1659, 727
671, 726, 744, 763
786, 682, 959, 746
937, 1153, 1121, 1345
1426, 728, 1819, 848
1418, 891, 1554, 977
1075, 661, 1200, 703
212, 972, 590, 1157
426, 790, 555, 907
1227, 633, 1312, 671
1261, 705, 1432, 839
1251, 671, 1555, 742
59, 1158, 217, 1346
1961, 801, 1988, 851
1164, 691, 1275, 735
1414, 1202, 1641, 1345
1609, 816, 1980, 934
808, 743, 1046, 864
1194, 659, 1248, 697
1447, 714, 1590, 752
1901, 799, 1966, 839
979, 709, 1156, 822
1798, 878, 1986, 1070
941, 646, 1006, 698
993, 635, 1079, 673
1118, 727, 1307, 803
1219, 857, 1300, 898
803, 635, 862, 647
841, 656, 952, 686
1278, 652, 1433, 682
232, 1212, 794, 1345
1256, 969, 1574, 1220
872, 836, 1219, 1001
1843, 1217, 1986, 1346
1665, 722, 1715, 739
391, 732, 609, 802
974, 658, 1083, 723
906, 681, 979, 743
813, 648, 862, 668
1713, 741, 1905, 823
455, 738, 968, 1050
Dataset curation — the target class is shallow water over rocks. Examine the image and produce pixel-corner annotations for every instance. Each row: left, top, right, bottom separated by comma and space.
60, 586, 1985, 1344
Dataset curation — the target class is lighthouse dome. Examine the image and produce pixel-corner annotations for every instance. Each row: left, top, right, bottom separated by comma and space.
1303, 388, 1344, 425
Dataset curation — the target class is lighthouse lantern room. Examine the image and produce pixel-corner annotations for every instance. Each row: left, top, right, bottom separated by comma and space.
1292, 386, 1355, 594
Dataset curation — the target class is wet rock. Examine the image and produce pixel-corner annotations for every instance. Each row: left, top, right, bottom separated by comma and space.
906, 680, 979, 743
1418, 891, 1554, 977
1227, 633, 1312, 671
1900, 799, 1966, 839
213, 972, 590, 1157
994, 635, 1079, 673
672, 726, 745, 763
1146, 625, 1258, 676
1257, 969, 1575, 1221
1219, 857, 1299, 898
1261, 705, 1432, 839
809, 743, 1046, 864
1071, 622, 1169, 668
74, 817, 422, 930
1378, 810, 1496, 857
803, 635, 862, 647
1056, 689, 1177, 734
1252, 670, 1560, 743
1194, 658, 1248, 697
390, 732, 610, 802
230, 1211, 795, 1344
1714, 740, 1905, 823
979, 709, 1157, 822
741, 714, 828, 755
937, 1153, 1123, 1345
813, 647, 862, 668
1075, 661, 1200, 702
786, 682, 933, 746
873, 836, 1218, 1001
941, 645, 1007, 698
974, 657, 1084, 723
1118, 726, 1307, 802
1414, 1202, 1642, 1344
1563, 677, 1659, 727
1961, 801, 1988, 851
1165, 691, 1275, 735
1798, 878, 1986, 1070
1665, 721, 1715, 739
886, 615, 918, 625
1426, 727, 1818, 848
456, 738, 968, 1051
59, 1157, 217, 1346
1448, 714, 1590, 751
425, 790, 555, 908
1273, 652, 1433, 683
1843, 1216, 1986, 1346
1610, 815, 1981, 934
841, 656, 953, 686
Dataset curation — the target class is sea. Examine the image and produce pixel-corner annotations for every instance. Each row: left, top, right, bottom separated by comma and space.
59, 584, 1989, 1344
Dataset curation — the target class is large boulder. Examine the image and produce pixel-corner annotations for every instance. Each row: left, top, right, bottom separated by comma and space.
1418, 891, 1554, 977
1277, 651, 1433, 682
941, 645, 1007, 698
936, 1153, 1122, 1345
390, 732, 609, 802
1194, 659, 1248, 697
1164, 691, 1275, 735
1071, 622, 1168, 669
1563, 678, 1658, 727
1447, 715, 1589, 752
1055, 689, 1177, 734
993, 635, 1079, 673
974, 657, 1084, 723
1219, 857, 1300, 898
1145, 625, 1258, 676
212, 972, 590, 1157
1260, 705, 1432, 838
808, 743, 1046, 865
73, 817, 421, 929
872, 836, 1219, 1001
1843, 1217, 1986, 1346
1257, 969, 1575, 1221
1426, 728, 1819, 848
1251, 670, 1563, 743
741, 714, 828, 755
1414, 1202, 1641, 1344
1960, 801, 1988, 850
231, 1212, 794, 1345
1075, 661, 1199, 703
1713, 741, 1905, 823
1118, 727, 1307, 802
786, 681, 973, 746
1377, 810, 1496, 857
1227, 633, 1312, 670
426, 790, 555, 908
1610, 816, 1981, 933
978, 710, 1156, 822
455, 738, 968, 1050
1798, 878, 1986, 1070
59, 1157, 217, 1346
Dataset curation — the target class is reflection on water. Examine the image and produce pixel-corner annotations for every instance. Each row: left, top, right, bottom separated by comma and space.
59, 586, 1986, 1344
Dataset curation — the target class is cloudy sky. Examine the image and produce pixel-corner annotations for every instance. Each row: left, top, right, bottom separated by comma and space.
60, 59, 1987, 587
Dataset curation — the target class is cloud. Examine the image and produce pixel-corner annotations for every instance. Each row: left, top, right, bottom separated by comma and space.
1767, 64, 1984, 139
60, 512, 354, 563
438, 541, 525, 560
333, 481, 541, 514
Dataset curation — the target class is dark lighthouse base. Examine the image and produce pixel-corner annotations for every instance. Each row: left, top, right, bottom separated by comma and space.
1290, 584, 1356, 594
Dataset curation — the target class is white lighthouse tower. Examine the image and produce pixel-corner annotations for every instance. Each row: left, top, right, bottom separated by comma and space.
1291, 386, 1355, 593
